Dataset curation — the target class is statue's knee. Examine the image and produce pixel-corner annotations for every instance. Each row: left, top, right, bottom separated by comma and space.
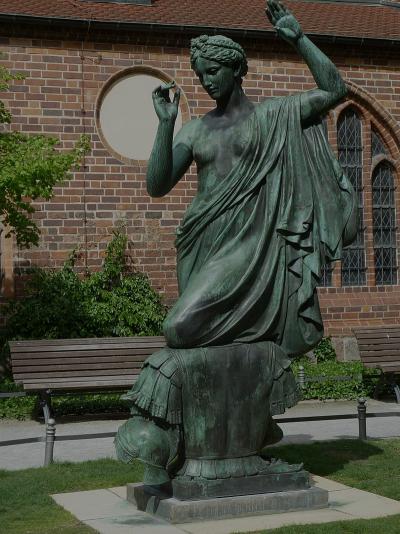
114, 417, 171, 469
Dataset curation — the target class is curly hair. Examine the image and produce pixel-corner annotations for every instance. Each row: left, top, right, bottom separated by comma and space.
190, 35, 248, 80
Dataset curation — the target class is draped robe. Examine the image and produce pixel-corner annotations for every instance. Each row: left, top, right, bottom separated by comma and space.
165, 93, 358, 356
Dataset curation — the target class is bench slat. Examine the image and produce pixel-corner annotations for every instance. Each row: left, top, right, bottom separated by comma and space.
357, 341, 400, 348
9, 341, 165, 354
21, 374, 138, 383
9, 336, 165, 346
21, 379, 138, 391
355, 330, 400, 340
12, 354, 149, 367
10, 348, 159, 360
359, 349, 400, 356
13, 368, 143, 380
12, 361, 145, 374
361, 355, 400, 362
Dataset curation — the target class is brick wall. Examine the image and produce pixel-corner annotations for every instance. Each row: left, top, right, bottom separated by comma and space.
1, 26, 400, 335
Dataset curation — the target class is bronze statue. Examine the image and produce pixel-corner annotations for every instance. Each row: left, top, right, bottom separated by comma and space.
115, 0, 357, 500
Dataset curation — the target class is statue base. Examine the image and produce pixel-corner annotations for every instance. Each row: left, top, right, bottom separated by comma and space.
128, 483, 329, 524
172, 469, 310, 500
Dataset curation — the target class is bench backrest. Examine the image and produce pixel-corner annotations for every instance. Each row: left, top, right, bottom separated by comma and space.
9, 336, 166, 392
353, 326, 400, 373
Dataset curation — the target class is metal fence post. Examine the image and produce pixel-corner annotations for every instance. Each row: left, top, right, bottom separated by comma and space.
357, 398, 367, 440
44, 418, 56, 466
298, 365, 305, 390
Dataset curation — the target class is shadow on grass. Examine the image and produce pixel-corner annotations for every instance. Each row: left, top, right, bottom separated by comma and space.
267, 439, 384, 478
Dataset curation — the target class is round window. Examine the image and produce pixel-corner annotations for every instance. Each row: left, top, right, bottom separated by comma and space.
97, 69, 183, 162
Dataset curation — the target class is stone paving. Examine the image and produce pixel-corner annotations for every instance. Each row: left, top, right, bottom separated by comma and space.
0, 399, 399, 470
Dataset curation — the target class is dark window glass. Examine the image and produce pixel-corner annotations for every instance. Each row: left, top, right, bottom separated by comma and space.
338, 108, 366, 285
371, 128, 388, 158
320, 264, 333, 287
373, 162, 397, 285
317, 117, 332, 287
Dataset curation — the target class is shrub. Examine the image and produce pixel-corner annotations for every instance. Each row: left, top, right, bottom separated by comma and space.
0, 231, 167, 377
0, 378, 36, 420
292, 358, 381, 400
313, 336, 336, 363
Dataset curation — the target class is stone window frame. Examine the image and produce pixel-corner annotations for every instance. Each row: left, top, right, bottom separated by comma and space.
95, 65, 191, 166
319, 82, 400, 288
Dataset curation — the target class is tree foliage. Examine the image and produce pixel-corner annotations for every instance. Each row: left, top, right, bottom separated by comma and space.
0, 65, 89, 247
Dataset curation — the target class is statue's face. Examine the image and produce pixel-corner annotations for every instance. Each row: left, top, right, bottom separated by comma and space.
195, 57, 236, 101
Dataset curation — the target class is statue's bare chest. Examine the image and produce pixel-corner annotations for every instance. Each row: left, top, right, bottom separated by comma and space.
192, 121, 252, 177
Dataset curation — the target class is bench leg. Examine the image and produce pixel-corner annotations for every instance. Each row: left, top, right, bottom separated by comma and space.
393, 383, 400, 404
39, 390, 53, 424
385, 374, 400, 404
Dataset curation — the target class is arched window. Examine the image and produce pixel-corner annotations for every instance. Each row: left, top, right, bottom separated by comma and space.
372, 162, 397, 285
372, 127, 388, 158
317, 91, 399, 290
337, 108, 366, 286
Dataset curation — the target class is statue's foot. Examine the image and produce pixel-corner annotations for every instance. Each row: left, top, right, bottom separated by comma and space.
261, 456, 304, 473
143, 465, 171, 486
142, 465, 172, 499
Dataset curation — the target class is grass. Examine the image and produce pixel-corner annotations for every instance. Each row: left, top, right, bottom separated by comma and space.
244, 438, 400, 534
0, 458, 144, 534
1, 439, 399, 533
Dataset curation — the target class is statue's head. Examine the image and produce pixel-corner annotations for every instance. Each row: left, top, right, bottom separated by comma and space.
190, 35, 248, 100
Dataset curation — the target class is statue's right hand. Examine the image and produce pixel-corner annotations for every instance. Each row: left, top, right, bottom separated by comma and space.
152, 82, 181, 122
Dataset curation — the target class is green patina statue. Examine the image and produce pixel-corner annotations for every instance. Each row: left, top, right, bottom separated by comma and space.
115, 1, 357, 500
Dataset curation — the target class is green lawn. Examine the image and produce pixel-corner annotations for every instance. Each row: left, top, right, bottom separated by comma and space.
1, 439, 399, 534
0, 459, 144, 534
246, 438, 400, 534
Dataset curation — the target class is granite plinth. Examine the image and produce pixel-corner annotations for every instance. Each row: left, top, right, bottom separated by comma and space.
127, 483, 329, 524
172, 470, 310, 500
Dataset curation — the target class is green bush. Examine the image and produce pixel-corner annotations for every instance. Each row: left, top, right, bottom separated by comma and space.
292, 358, 381, 400
0, 379, 37, 419
0, 231, 166, 376
0, 230, 167, 419
313, 336, 336, 363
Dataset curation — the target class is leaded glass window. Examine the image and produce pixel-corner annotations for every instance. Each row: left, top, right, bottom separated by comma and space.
320, 263, 333, 286
338, 108, 366, 285
373, 162, 397, 285
371, 128, 388, 158
318, 115, 333, 286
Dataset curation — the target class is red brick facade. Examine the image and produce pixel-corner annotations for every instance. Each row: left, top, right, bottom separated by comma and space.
1, 26, 400, 337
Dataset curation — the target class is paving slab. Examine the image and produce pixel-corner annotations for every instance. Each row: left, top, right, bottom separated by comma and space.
52, 475, 400, 534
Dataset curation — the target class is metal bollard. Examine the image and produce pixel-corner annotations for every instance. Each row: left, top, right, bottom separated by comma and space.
298, 365, 305, 390
44, 418, 56, 466
357, 398, 367, 440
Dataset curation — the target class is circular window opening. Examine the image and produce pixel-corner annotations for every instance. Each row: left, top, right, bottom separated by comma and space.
97, 69, 183, 162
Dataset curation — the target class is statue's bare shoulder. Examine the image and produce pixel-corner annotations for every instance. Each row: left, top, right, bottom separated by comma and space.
173, 117, 202, 151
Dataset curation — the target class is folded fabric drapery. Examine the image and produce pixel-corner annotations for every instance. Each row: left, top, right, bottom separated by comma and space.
165, 94, 357, 355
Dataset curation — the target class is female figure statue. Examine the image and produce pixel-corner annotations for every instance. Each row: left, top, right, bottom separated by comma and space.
116, 1, 357, 496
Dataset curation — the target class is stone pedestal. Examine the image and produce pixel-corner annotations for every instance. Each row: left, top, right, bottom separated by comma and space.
127, 483, 329, 524
172, 469, 310, 500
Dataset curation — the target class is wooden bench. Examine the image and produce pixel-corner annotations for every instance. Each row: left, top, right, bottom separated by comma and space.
353, 326, 400, 403
9, 336, 166, 422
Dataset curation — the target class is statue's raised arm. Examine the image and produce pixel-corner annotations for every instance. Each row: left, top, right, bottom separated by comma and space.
266, 0, 347, 121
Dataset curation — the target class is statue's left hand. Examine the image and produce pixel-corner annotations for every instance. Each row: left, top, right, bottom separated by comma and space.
266, 0, 303, 46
